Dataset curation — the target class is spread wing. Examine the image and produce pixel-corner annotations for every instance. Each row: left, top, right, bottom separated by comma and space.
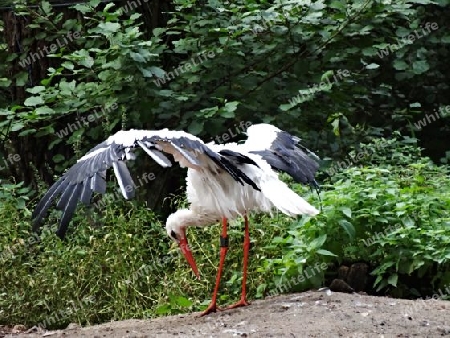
32, 129, 260, 238
244, 123, 320, 190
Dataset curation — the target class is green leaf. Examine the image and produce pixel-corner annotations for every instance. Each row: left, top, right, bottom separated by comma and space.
52, 154, 65, 163
80, 57, 94, 68
373, 275, 383, 287
188, 120, 204, 135
309, 234, 327, 249
316, 249, 337, 257
102, 2, 116, 12
11, 122, 25, 132
441, 35, 450, 43
393, 60, 408, 70
72, 128, 85, 139
339, 220, 356, 239
157, 90, 173, 97
129, 52, 146, 63
373, 43, 390, 49
331, 118, 340, 136
362, 47, 377, 56
41, 1, 52, 15
18, 129, 37, 136
219, 101, 239, 118
0, 78, 12, 87
24, 96, 45, 107
16, 198, 26, 210
220, 110, 235, 118
59, 80, 76, 94
187, 75, 200, 84
330, 0, 345, 10
387, 273, 398, 287
48, 138, 62, 150
16, 72, 29, 86
365, 63, 380, 70
26, 86, 46, 94
61, 61, 74, 70
412, 61, 429, 74
155, 304, 171, 315
35, 106, 55, 115
402, 216, 415, 227
98, 22, 121, 34
139, 68, 153, 78
26, 24, 41, 29
340, 207, 352, 218
395, 27, 410, 38
73, 3, 92, 14
176, 296, 193, 307
149, 67, 166, 78
198, 106, 218, 118
130, 13, 141, 21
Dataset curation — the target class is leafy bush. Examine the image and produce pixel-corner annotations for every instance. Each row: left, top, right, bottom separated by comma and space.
268, 138, 450, 299
2, 0, 450, 189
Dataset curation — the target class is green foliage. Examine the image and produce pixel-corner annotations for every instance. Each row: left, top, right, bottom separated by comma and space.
1, 0, 167, 172
268, 138, 450, 298
2, 0, 449, 178
353, 131, 422, 166
0, 181, 32, 210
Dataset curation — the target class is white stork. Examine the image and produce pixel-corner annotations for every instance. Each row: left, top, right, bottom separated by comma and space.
32, 123, 320, 316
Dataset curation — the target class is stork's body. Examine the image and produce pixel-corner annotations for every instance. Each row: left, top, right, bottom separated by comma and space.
178, 145, 317, 222
32, 123, 320, 316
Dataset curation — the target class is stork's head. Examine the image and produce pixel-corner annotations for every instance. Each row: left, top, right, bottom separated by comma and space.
246, 123, 280, 138
165, 209, 200, 279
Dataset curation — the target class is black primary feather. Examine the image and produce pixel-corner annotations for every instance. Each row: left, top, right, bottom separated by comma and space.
250, 130, 321, 206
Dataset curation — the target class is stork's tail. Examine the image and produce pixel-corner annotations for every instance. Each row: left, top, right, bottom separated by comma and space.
260, 178, 319, 217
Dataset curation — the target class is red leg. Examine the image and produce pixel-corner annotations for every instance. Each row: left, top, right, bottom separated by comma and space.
226, 214, 251, 309
200, 217, 229, 316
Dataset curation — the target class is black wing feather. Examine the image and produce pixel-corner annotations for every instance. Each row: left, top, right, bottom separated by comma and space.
250, 131, 320, 190
56, 182, 77, 210
80, 177, 93, 205
91, 172, 107, 194
32, 141, 124, 234
31, 177, 67, 231
218, 149, 260, 168
114, 161, 135, 199
56, 183, 83, 238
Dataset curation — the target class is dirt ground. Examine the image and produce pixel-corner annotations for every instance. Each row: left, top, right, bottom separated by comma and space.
3, 290, 450, 338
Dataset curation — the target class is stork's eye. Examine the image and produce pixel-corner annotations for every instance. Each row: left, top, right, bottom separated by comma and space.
170, 230, 178, 241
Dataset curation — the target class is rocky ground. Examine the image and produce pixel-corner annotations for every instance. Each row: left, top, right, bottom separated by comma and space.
2, 290, 450, 338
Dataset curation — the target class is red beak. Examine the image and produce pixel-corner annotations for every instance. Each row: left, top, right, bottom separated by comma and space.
178, 236, 200, 279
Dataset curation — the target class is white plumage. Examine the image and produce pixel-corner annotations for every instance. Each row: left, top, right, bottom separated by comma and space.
171, 142, 318, 230
32, 122, 320, 315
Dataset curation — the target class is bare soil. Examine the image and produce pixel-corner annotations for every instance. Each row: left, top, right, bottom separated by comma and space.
3, 291, 450, 338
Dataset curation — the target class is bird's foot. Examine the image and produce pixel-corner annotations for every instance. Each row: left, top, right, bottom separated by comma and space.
225, 298, 250, 310
199, 302, 223, 317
